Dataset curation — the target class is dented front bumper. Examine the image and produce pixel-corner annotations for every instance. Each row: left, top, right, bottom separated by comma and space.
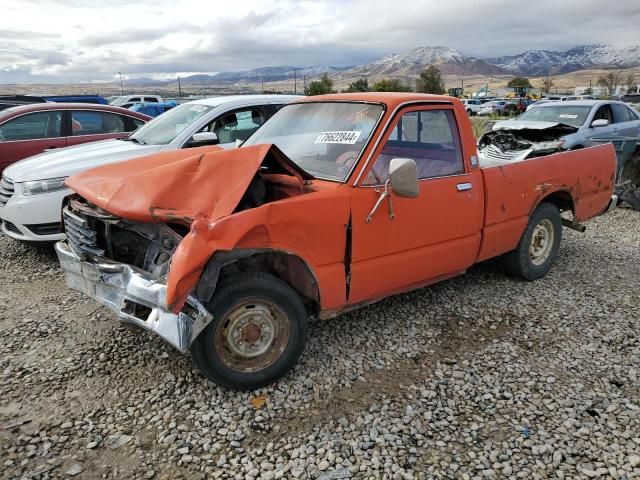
55, 241, 212, 352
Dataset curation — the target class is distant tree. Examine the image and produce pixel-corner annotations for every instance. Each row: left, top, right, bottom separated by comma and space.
415, 66, 445, 94
306, 73, 334, 96
598, 71, 623, 96
373, 78, 413, 92
625, 72, 637, 94
584, 87, 593, 95
541, 76, 554, 94
347, 78, 371, 92
507, 77, 533, 89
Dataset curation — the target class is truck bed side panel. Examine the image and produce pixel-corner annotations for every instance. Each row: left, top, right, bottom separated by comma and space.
477, 144, 615, 261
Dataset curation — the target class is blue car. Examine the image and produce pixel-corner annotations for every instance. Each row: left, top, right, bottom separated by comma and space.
129, 102, 177, 117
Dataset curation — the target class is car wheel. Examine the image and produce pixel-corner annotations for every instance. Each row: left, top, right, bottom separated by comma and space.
190, 272, 308, 390
466, 108, 473, 116
504, 202, 562, 281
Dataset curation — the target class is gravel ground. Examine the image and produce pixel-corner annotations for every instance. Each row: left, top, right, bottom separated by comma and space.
1, 208, 639, 480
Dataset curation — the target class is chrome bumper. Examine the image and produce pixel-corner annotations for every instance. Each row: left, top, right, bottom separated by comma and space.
55, 241, 212, 353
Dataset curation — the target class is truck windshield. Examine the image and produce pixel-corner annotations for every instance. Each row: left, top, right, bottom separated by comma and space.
243, 102, 384, 182
517, 105, 592, 127
129, 103, 213, 145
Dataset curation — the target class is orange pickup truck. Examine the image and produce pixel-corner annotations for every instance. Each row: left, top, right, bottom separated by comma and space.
55, 93, 617, 390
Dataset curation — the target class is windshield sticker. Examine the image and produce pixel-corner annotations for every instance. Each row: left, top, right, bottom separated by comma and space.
189, 105, 207, 112
314, 131, 361, 144
558, 114, 578, 119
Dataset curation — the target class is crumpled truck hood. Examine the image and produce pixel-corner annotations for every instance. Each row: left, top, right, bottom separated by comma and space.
65, 144, 285, 224
492, 120, 578, 134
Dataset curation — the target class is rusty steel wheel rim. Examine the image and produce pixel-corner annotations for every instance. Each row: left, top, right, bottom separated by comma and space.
529, 219, 554, 266
214, 299, 290, 373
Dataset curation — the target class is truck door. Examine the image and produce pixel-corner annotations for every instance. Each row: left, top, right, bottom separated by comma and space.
348, 106, 484, 304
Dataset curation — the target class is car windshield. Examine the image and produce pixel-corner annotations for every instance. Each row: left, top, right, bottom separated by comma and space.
129, 103, 213, 145
517, 105, 592, 127
243, 102, 384, 182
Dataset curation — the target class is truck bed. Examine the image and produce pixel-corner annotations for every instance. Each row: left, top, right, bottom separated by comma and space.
476, 143, 616, 261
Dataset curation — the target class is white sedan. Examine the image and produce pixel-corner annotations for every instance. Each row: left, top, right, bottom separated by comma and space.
0, 94, 300, 242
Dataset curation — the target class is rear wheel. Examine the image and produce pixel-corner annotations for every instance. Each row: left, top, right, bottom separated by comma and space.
466, 108, 473, 116
190, 273, 308, 390
504, 202, 562, 280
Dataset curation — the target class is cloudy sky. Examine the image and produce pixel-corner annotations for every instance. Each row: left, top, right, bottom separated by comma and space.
1, 0, 639, 83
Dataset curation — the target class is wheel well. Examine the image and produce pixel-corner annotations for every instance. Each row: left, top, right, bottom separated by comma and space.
195, 250, 320, 315
539, 190, 575, 216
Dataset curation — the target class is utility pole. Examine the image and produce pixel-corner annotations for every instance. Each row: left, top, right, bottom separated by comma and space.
261, 69, 264, 94
303, 75, 306, 93
294, 68, 297, 94
178, 76, 183, 100
118, 72, 124, 95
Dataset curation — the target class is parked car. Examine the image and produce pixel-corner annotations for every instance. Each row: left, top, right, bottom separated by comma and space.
41, 95, 108, 105
485, 100, 640, 160
0, 95, 108, 111
477, 100, 507, 116
111, 95, 164, 109
0, 103, 150, 173
460, 99, 482, 115
0, 95, 48, 112
54, 92, 616, 390
129, 101, 177, 117
0, 95, 300, 243
526, 99, 557, 111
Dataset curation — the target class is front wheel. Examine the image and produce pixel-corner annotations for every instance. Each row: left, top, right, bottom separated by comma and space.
504, 202, 562, 280
190, 273, 308, 390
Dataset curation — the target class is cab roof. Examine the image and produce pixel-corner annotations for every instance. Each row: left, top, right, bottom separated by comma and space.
295, 92, 457, 110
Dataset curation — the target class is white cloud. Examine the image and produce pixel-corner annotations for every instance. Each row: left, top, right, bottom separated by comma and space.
1, 0, 639, 83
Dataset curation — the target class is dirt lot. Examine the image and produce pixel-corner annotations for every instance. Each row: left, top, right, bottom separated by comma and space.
1, 208, 639, 480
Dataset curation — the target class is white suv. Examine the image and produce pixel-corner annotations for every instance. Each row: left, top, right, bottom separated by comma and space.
460, 99, 482, 115
110, 95, 164, 109
0, 94, 300, 243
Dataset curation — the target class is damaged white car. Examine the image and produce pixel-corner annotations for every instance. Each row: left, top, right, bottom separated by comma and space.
478, 100, 640, 211
478, 100, 640, 163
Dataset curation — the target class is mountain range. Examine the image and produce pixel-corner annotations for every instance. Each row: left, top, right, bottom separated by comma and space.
486, 44, 640, 76
119, 44, 640, 88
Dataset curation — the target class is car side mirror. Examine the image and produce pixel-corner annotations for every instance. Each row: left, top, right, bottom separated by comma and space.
389, 158, 419, 198
591, 119, 609, 128
189, 132, 219, 146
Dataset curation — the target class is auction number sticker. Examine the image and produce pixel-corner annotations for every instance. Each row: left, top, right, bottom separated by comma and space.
315, 131, 361, 144
558, 114, 578, 119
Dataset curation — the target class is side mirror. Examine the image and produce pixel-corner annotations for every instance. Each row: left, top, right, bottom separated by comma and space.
389, 158, 419, 198
189, 131, 219, 146
591, 119, 609, 128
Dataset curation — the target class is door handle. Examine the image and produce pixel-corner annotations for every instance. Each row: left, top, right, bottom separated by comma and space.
456, 182, 473, 191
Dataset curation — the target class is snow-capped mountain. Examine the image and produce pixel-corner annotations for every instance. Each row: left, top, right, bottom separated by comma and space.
343, 46, 506, 77
486, 44, 640, 76
204, 65, 349, 84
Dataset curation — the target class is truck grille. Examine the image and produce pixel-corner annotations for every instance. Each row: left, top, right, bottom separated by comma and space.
0, 175, 14, 207
62, 197, 181, 277
62, 205, 105, 256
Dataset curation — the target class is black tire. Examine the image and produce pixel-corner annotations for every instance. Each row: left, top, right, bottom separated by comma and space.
466, 108, 473, 116
190, 272, 308, 390
504, 202, 562, 281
